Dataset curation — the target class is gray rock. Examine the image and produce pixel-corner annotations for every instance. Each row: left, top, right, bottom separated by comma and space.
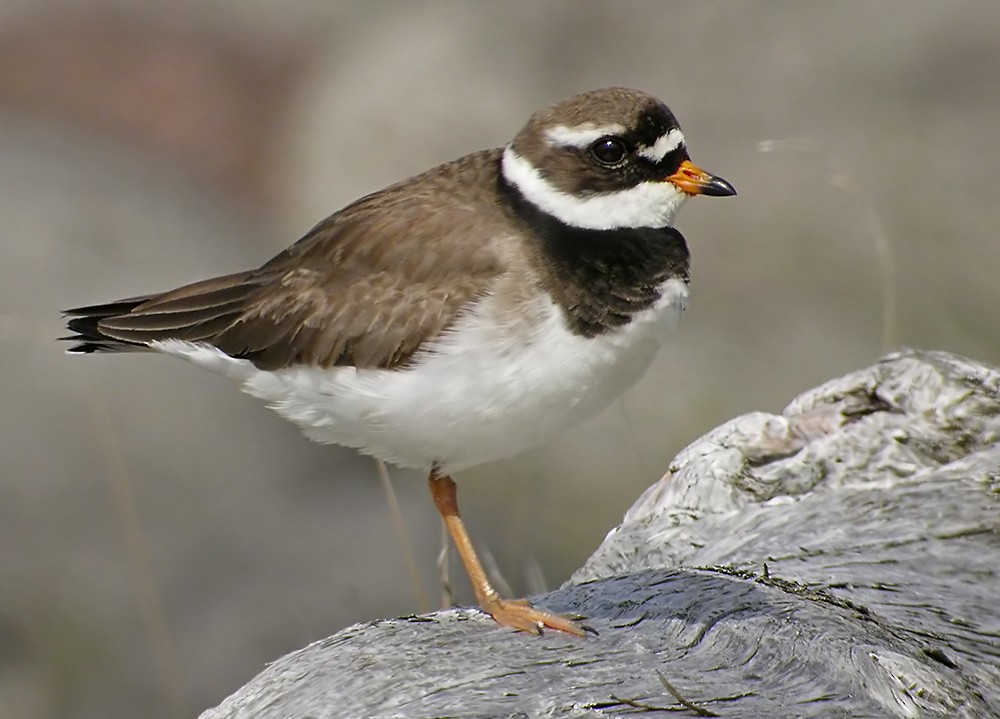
200, 349, 1000, 718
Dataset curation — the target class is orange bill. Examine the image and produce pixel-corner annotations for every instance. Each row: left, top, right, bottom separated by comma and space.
666, 159, 736, 197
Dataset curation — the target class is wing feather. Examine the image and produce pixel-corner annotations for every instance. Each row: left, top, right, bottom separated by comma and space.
62, 150, 508, 369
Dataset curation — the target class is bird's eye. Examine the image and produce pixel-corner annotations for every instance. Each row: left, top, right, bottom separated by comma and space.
588, 137, 628, 166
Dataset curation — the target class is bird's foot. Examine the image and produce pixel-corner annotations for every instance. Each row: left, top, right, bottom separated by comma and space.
480, 596, 594, 636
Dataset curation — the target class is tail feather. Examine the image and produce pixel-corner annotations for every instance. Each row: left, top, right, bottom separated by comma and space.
63, 298, 156, 353
61, 271, 258, 355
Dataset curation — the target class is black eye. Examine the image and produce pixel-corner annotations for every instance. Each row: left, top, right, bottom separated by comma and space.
588, 136, 628, 166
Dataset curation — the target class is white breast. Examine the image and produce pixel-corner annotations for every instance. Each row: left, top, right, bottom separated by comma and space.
153, 277, 688, 473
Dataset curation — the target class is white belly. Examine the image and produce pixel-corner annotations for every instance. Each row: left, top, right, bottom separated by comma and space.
153, 278, 688, 473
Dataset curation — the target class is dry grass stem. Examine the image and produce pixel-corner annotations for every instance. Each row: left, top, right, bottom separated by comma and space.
82, 369, 187, 718
373, 458, 429, 612
758, 138, 897, 351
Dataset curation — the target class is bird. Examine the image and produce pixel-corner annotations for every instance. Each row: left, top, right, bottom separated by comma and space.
63, 87, 736, 636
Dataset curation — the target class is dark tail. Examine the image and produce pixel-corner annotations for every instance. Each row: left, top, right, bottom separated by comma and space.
61, 270, 259, 355
62, 297, 156, 353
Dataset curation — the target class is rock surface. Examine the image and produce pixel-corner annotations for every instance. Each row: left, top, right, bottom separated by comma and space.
200, 349, 1000, 718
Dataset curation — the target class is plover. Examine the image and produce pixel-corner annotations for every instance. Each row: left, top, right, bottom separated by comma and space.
64, 87, 735, 635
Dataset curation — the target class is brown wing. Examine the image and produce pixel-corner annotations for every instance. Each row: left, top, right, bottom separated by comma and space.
64, 150, 506, 370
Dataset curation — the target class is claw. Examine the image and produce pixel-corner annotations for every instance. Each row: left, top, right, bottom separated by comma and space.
483, 597, 589, 636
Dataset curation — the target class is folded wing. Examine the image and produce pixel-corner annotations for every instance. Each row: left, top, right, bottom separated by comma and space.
64, 187, 502, 370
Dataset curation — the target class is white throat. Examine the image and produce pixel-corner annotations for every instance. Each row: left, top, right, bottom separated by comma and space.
500, 146, 687, 231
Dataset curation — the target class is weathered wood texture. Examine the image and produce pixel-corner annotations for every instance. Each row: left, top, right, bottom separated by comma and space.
200, 349, 1000, 718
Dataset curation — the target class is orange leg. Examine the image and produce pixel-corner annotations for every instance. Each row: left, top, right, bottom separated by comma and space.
428, 467, 589, 636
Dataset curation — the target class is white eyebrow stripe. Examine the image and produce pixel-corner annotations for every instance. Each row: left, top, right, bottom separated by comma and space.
544, 123, 627, 149
637, 128, 686, 161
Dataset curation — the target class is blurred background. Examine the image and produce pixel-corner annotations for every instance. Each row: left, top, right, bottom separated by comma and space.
1, 1, 998, 717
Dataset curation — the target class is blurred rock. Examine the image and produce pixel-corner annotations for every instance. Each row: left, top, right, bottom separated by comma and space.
0, 3, 308, 205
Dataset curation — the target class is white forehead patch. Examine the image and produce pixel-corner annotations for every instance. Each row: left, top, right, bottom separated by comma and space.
637, 128, 686, 162
545, 123, 627, 149
501, 146, 687, 230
